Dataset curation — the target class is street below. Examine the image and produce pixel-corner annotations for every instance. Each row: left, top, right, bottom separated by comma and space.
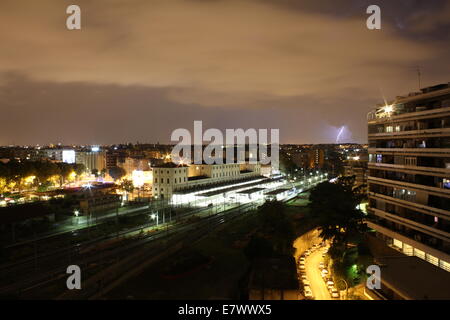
305, 248, 331, 300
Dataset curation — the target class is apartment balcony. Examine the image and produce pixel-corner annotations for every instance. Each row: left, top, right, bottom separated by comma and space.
368, 192, 450, 220
366, 217, 450, 260
368, 106, 450, 125
368, 162, 450, 178
368, 127, 450, 141
368, 176, 450, 198
368, 148, 450, 157
370, 207, 450, 242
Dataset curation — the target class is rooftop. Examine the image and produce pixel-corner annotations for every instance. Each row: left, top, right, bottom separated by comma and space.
151, 162, 188, 168
375, 255, 450, 300
236, 187, 266, 195
265, 188, 291, 196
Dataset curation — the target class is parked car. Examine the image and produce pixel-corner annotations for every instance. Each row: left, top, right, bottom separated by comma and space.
301, 274, 307, 281
304, 250, 311, 256
319, 262, 325, 269
321, 269, 329, 277
326, 280, 335, 289
299, 257, 306, 263
330, 288, 340, 299
299, 264, 305, 270
302, 280, 311, 287
304, 287, 313, 298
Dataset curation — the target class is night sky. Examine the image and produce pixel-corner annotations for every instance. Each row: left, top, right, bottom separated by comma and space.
0, 0, 449, 145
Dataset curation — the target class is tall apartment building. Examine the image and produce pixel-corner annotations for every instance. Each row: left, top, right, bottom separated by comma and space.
76, 151, 106, 173
367, 82, 450, 272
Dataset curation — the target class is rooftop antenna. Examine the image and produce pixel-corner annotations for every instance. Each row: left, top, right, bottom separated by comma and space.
416, 66, 421, 90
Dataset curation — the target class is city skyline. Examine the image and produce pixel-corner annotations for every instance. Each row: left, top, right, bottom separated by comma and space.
1, 0, 449, 145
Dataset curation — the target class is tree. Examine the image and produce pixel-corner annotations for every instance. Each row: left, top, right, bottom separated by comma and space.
57, 162, 73, 185
73, 163, 86, 176
121, 179, 134, 201
109, 166, 126, 181
258, 201, 295, 254
91, 168, 99, 177
308, 177, 367, 253
244, 236, 274, 261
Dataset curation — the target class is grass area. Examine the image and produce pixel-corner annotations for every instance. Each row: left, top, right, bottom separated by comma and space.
286, 197, 310, 207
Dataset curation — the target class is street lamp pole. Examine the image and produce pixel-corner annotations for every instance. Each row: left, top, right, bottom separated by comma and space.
151, 212, 159, 226
338, 279, 348, 300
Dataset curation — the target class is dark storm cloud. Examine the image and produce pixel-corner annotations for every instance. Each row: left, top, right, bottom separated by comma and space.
0, 0, 449, 145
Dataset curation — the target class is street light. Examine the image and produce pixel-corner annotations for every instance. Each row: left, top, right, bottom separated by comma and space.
151, 213, 159, 226
74, 210, 80, 217
337, 278, 348, 300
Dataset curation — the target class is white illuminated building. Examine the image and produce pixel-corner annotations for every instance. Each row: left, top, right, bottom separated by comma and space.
151, 161, 284, 205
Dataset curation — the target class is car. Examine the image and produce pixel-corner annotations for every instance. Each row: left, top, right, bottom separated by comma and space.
319, 262, 325, 269
302, 280, 311, 287
330, 288, 340, 299
304, 287, 313, 298
299, 257, 306, 263
301, 274, 307, 281
299, 265, 305, 270
322, 253, 326, 258
304, 250, 311, 256
321, 269, 329, 277
326, 280, 335, 289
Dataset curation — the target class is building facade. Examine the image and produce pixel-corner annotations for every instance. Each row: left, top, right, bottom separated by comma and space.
76, 151, 106, 173
343, 150, 368, 190
152, 162, 261, 200
366, 82, 450, 272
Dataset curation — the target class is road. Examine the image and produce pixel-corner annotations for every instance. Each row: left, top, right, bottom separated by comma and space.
305, 249, 331, 300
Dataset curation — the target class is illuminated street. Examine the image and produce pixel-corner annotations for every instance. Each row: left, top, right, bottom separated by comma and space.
305, 248, 331, 300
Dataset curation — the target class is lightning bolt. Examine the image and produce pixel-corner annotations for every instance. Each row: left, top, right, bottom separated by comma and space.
336, 126, 345, 143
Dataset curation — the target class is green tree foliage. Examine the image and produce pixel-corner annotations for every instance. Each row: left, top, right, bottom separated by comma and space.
244, 236, 274, 261
308, 177, 367, 251
121, 179, 134, 193
109, 166, 126, 181
258, 201, 295, 254
73, 163, 86, 176
0, 160, 85, 191
91, 168, 99, 177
